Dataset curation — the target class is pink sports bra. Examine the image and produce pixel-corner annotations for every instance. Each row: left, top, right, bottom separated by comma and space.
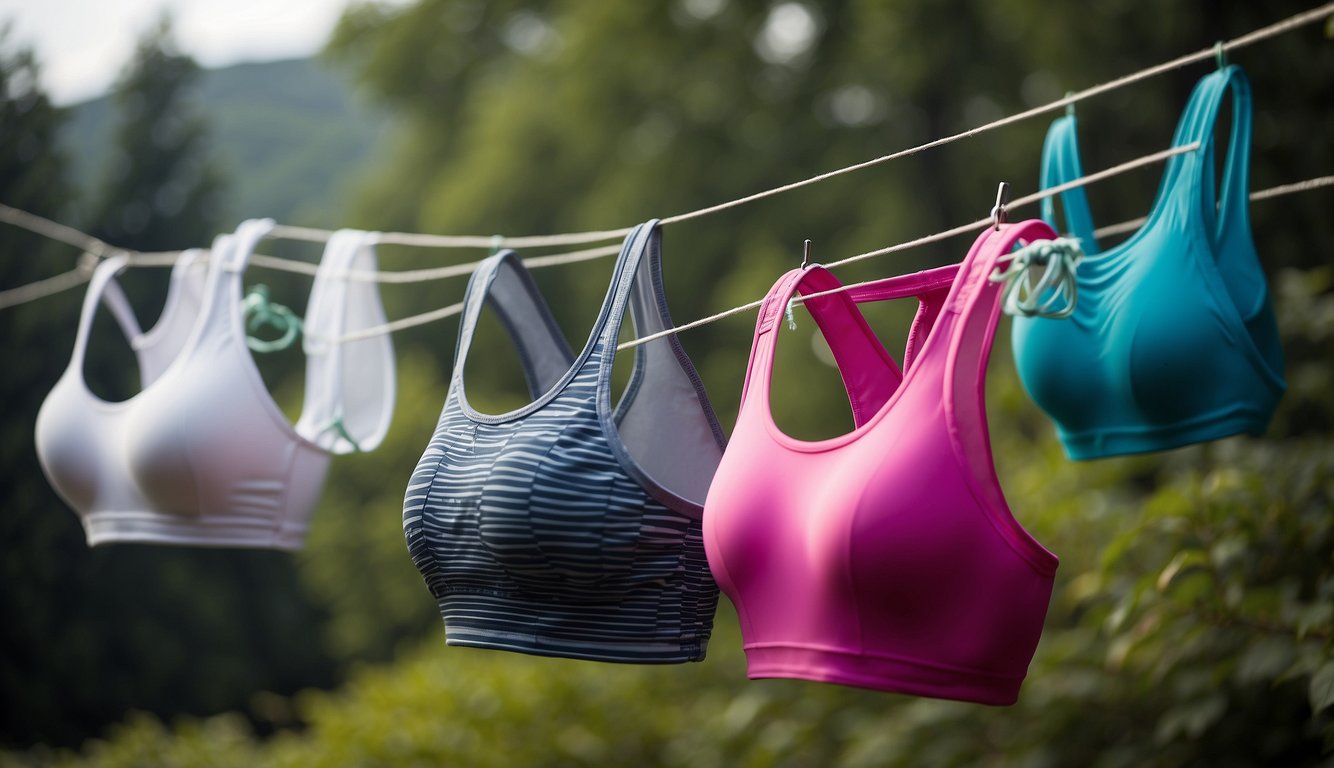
704, 221, 1060, 705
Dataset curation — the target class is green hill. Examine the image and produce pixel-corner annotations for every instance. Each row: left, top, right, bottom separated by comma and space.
60, 56, 390, 231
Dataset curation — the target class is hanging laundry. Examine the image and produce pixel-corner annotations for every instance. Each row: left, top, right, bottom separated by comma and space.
403, 220, 726, 664
1010, 64, 1286, 460
34, 248, 209, 532
704, 221, 1061, 705
34, 220, 396, 549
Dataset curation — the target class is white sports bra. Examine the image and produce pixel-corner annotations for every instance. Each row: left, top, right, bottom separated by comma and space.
35, 219, 396, 549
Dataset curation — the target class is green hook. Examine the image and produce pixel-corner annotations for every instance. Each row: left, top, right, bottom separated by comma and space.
490, 234, 504, 256
1214, 41, 1227, 70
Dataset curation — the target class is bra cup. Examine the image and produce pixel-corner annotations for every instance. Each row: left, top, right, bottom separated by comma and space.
474, 416, 616, 598
1012, 311, 1110, 438
852, 418, 1048, 676
1126, 264, 1230, 425
849, 372, 987, 655
121, 349, 214, 519
34, 376, 102, 514
473, 407, 683, 602
122, 327, 329, 525
122, 418, 200, 519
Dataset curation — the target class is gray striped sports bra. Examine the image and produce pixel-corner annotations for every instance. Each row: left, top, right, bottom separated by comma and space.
403, 220, 726, 663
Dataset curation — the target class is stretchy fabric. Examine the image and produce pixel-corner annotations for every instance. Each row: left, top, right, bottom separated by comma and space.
35, 221, 395, 549
1012, 65, 1285, 459
404, 220, 726, 663
704, 221, 1060, 705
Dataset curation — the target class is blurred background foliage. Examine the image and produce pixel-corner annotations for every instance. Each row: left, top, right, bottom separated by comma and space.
0, 0, 1331, 765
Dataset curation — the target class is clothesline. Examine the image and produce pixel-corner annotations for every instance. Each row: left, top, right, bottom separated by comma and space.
1092, 176, 1334, 239
2, 162, 1331, 329
264, 2, 1334, 250
0, 140, 1189, 321
614, 169, 1332, 352
338, 145, 1208, 344
0, 1, 1328, 263
0, 3, 1329, 316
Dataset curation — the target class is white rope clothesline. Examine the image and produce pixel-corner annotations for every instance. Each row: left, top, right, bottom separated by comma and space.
328, 164, 1332, 348
261, 2, 1334, 250
322, 142, 1187, 344
1092, 175, 1334, 239
0, 4, 1328, 315
615, 171, 1334, 351
4, 1, 1314, 259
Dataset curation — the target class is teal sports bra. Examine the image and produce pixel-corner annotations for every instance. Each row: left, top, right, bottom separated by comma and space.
1011, 65, 1285, 460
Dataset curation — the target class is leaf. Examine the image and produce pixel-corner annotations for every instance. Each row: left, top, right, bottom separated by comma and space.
1156, 550, 1209, 593
1234, 638, 1295, 685
1296, 602, 1333, 641
1310, 662, 1334, 713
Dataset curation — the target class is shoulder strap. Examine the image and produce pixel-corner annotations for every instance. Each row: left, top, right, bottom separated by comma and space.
1147, 66, 1251, 239
215, 218, 275, 273
741, 264, 903, 428
296, 230, 397, 454
1038, 114, 1100, 252
64, 254, 142, 375
942, 219, 1059, 455
737, 267, 810, 413
1160, 65, 1268, 316
190, 219, 275, 347
132, 248, 209, 385
843, 263, 959, 372
593, 221, 726, 513
1176, 65, 1253, 252
452, 249, 575, 399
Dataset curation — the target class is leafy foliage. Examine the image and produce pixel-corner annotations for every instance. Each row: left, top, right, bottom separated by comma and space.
85, 16, 225, 252
3, 0, 1332, 764
0, 24, 335, 749
62, 57, 390, 228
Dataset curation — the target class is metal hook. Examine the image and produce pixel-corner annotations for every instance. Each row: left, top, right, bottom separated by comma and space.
991, 182, 1010, 231
800, 239, 812, 269
1214, 41, 1227, 70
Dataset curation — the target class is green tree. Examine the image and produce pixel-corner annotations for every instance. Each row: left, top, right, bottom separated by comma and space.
87, 16, 225, 251
0, 21, 336, 749
0, 25, 82, 748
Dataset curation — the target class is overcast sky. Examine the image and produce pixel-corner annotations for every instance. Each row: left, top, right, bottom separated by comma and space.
0, 0, 407, 105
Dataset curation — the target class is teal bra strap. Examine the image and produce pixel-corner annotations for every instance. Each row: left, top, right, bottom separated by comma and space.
1175, 65, 1252, 249
1038, 115, 1100, 252
242, 283, 303, 353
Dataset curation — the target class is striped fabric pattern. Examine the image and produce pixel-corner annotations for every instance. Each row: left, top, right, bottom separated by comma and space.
403, 223, 719, 663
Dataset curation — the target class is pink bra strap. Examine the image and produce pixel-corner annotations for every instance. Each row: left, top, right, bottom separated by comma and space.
942, 220, 1059, 529
744, 262, 964, 428
944, 219, 1060, 394
844, 263, 958, 371
744, 266, 899, 427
